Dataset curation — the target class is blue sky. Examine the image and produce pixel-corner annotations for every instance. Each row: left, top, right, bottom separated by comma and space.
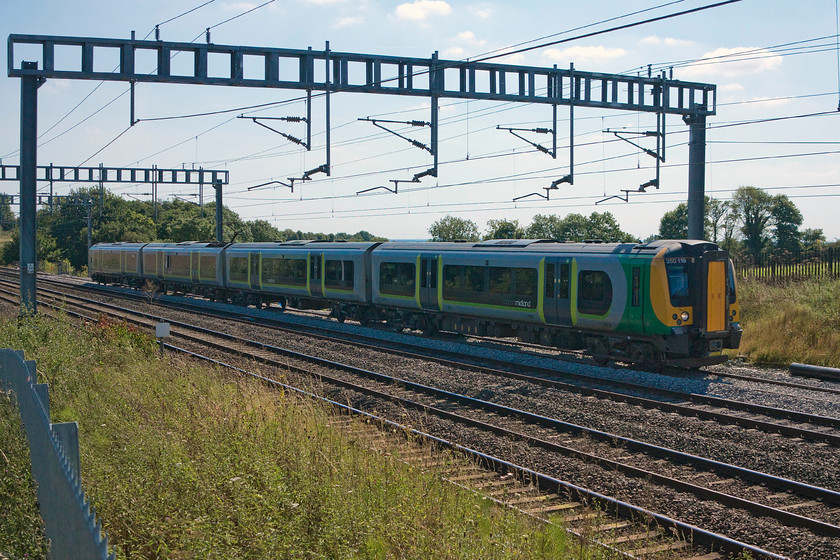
2, 0, 840, 241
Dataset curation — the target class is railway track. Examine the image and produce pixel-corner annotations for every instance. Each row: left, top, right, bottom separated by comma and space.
14, 273, 840, 447
2, 276, 839, 557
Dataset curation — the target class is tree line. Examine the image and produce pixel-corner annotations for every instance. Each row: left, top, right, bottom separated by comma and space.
0, 187, 385, 270
0, 184, 833, 271
658, 186, 831, 261
429, 212, 637, 243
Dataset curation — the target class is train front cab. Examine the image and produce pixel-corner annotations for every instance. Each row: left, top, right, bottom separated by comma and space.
654, 241, 742, 365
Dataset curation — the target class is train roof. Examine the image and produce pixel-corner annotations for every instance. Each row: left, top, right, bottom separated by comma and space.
374, 239, 718, 254
226, 241, 380, 251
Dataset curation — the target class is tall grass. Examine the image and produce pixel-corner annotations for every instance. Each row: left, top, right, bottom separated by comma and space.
0, 312, 621, 559
0, 390, 50, 559
736, 276, 840, 367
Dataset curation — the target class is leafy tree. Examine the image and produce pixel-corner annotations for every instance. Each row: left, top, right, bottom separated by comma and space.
249, 219, 284, 242
770, 194, 803, 252
731, 186, 774, 260
484, 219, 524, 240
706, 198, 732, 244
428, 216, 479, 242
658, 203, 689, 239
0, 195, 16, 231
526, 212, 634, 242
657, 197, 732, 241
525, 214, 563, 239
801, 228, 826, 250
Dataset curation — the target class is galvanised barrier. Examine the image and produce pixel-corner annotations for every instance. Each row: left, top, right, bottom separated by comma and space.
0, 349, 114, 560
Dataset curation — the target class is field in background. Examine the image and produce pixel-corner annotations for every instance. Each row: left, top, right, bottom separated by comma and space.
734, 276, 840, 368
0, 310, 620, 560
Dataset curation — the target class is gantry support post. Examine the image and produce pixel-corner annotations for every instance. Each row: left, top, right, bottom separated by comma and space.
19, 61, 43, 316
684, 111, 707, 240
213, 178, 223, 242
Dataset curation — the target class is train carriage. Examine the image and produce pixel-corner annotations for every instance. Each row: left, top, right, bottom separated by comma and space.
88, 242, 145, 286
369, 239, 740, 366
223, 241, 377, 310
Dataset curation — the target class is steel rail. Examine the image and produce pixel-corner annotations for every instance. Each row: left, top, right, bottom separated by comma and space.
13, 283, 840, 539
18, 275, 840, 445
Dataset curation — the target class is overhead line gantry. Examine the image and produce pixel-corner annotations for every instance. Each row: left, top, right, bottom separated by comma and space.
8, 33, 716, 314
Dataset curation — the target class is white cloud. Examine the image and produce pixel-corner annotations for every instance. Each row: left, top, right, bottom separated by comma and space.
305, 0, 346, 4
469, 4, 492, 18
720, 83, 745, 92
679, 47, 782, 79
542, 45, 626, 65
640, 35, 693, 47
394, 0, 451, 20
452, 30, 485, 47
442, 46, 466, 58
333, 16, 363, 27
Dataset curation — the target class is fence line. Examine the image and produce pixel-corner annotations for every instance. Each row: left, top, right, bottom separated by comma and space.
0, 349, 114, 560
733, 247, 840, 282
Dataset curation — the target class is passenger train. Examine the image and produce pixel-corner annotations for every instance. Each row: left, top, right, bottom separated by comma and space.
88, 238, 742, 367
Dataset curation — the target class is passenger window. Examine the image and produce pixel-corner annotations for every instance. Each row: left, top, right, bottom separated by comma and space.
514, 268, 537, 297
380, 262, 416, 296
545, 263, 555, 298
464, 266, 485, 292
229, 256, 248, 282
558, 263, 569, 299
489, 267, 512, 294
577, 270, 612, 315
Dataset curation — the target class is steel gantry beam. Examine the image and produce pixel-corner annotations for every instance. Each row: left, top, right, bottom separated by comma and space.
8, 34, 716, 116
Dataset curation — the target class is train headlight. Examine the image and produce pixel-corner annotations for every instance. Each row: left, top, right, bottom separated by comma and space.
680, 311, 690, 322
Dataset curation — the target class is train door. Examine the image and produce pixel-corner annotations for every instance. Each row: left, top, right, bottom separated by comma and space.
543, 258, 572, 326
627, 262, 645, 330
156, 251, 164, 280
699, 251, 729, 333
249, 251, 261, 291
309, 252, 324, 298
191, 251, 200, 283
419, 255, 440, 311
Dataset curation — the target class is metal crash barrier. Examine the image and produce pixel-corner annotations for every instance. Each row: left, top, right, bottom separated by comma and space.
0, 349, 114, 560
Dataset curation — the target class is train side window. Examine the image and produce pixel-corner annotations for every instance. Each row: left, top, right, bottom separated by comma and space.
514, 268, 537, 297
325, 259, 355, 289
201, 254, 217, 280
443, 265, 461, 297
420, 259, 427, 288
577, 270, 612, 315
429, 260, 437, 289
558, 263, 570, 299
727, 261, 737, 304
632, 267, 641, 307
544, 263, 555, 298
380, 262, 415, 296
489, 267, 512, 294
310, 255, 321, 280
229, 256, 248, 282
464, 266, 485, 292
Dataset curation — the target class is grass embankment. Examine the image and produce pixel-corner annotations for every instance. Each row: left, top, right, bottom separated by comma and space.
0, 391, 51, 558
735, 276, 840, 367
0, 312, 620, 560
